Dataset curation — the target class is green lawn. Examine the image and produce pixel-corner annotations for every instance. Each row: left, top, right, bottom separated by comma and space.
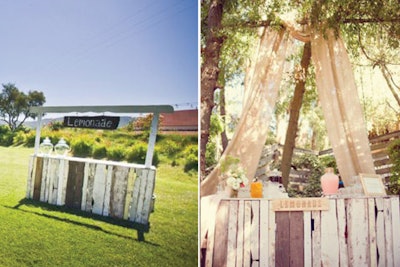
0, 147, 198, 267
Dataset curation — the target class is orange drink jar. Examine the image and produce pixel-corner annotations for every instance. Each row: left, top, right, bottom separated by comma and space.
250, 180, 263, 198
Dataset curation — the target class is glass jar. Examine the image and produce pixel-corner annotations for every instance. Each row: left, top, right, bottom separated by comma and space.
39, 137, 53, 155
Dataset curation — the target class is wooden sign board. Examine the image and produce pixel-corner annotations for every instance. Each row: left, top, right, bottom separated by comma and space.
359, 173, 387, 196
64, 116, 120, 130
272, 198, 330, 211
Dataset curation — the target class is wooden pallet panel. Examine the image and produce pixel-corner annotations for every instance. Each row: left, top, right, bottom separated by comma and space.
65, 160, 85, 209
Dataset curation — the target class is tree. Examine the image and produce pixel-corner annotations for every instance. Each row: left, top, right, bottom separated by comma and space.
0, 83, 46, 131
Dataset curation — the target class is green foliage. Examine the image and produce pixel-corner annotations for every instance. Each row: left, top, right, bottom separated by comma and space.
48, 121, 65, 131
92, 144, 107, 159
71, 138, 93, 158
388, 139, 400, 195
0, 83, 46, 131
106, 146, 126, 161
205, 141, 217, 169
183, 144, 198, 172
159, 139, 180, 157
126, 143, 160, 167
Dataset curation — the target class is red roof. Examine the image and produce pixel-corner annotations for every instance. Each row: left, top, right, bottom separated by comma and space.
160, 109, 198, 130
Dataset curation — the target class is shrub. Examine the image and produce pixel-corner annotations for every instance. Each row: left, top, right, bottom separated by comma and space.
107, 146, 126, 161
159, 139, 180, 156
183, 144, 198, 172
92, 145, 107, 159
71, 138, 93, 158
126, 143, 159, 166
388, 139, 400, 195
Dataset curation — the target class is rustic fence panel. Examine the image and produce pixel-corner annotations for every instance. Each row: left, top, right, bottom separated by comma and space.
201, 196, 400, 267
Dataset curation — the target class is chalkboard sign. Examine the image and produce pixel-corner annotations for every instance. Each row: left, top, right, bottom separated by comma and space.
359, 173, 387, 196
64, 116, 120, 130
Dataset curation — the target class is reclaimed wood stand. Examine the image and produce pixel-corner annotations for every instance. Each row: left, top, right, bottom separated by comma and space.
201, 196, 400, 266
26, 155, 156, 241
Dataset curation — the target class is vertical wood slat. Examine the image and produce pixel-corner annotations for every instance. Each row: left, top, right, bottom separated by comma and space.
336, 198, 349, 266
48, 158, 60, 205
320, 199, 339, 267
110, 166, 129, 218
40, 157, 49, 202
213, 200, 230, 267
368, 198, 378, 267
102, 166, 113, 216
65, 161, 85, 209
289, 212, 304, 267
347, 198, 370, 266
311, 211, 321, 267
375, 197, 386, 267
250, 201, 260, 263
303, 211, 312, 267
259, 200, 269, 267
123, 169, 135, 220
84, 163, 96, 212
268, 201, 276, 267
391, 197, 400, 267
236, 200, 245, 267
26, 156, 35, 199
275, 212, 290, 267
227, 201, 238, 267
33, 156, 44, 201
92, 164, 107, 215
243, 201, 252, 267
383, 198, 394, 267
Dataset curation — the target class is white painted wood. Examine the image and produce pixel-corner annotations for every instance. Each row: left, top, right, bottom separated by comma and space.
129, 169, 141, 222
250, 201, 260, 262
243, 201, 252, 267
145, 113, 159, 168
321, 199, 339, 267
368, 198, 378, 267
336, 198, 349, 266
33, 113, 42, 154
259, 200, 269, 267
49, 158, 60, 205
303, 211, 312, 267
102, 165, 113, 216
312, 211, 321, 267
60, 159, 69, 205
347, 198, 369, 266
236, 200, 245, 267
123, 169, 135, 220
109, 166, 129, 218
139, 169, 156, 224
84, 163, 96, 211
268, 201, 275, 267
92, 164, 107, 215
383, 198, 394, 267
26, 156, 35, 199
375, 198, 386, 267
40, 157, 49, 202
135, 169, 148, 223
81, 162, 90, 211
391, 197, 400, 267
227, 201, 238, 267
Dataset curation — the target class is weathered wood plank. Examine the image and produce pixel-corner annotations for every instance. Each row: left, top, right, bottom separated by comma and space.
275, 211, 290, 267
250, 201, 260, 263
259, 200, 269, 267
383, 198, 394, 267
33, 156, 43, 201
268, 201, 276, 267
92, 163, 107, 215
321, 199, 339, 267
65, 161, 85, 209
84, 162, 95, 212
347, 198, 369, 266
109, 166, 129, 218
336, 198, 349, 266
289, 211, 304, 267
311, 211, 321, 267
102, 165, 113, 216
48, 158, 60, 205
26, 156, 35, 199
123, 169, 135, 220
243, 201, 252, 267
40, 157, 49, 202
236, 200, 245, 267
368, 198, 378, 266
391, 197, 400, 267
375, 198, 386, 267
303, 211, 312, 267
213, 200, 230, 267
81, 162, 90, 211
227, 201, 238, 267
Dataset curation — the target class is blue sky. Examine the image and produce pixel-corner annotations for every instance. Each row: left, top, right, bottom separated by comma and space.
0, 1, 198, 110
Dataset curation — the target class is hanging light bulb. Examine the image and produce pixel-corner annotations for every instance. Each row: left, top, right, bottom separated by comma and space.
54, 138, 70, 156
39, 137, 53, 155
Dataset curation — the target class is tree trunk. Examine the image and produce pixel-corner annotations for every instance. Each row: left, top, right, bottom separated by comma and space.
200, 0, 225, 178
281, 42, 312, 189
379, 63, 400, 109
220, 87, 229, 152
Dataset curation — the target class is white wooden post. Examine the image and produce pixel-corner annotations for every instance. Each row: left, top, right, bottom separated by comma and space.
145, 113, 159, 168
34, 113, 43, 155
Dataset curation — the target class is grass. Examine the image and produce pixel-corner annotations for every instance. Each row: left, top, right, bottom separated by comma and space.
0, 146, 198, 267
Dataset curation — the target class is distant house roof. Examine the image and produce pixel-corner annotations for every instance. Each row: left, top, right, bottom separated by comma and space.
160, 109, 198, 131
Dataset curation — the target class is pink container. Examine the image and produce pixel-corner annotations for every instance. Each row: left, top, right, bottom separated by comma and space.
321, 167, 339, 195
